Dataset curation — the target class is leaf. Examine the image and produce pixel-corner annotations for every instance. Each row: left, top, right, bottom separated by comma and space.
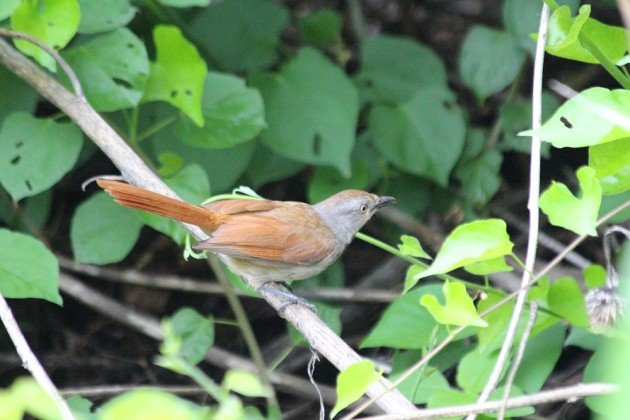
545, 5, 628, 64
71, 192, 144, 264
458, 25, 526, 101
0, 113, 83, 202
174, 72, 265, 149
397, 235, 431, 259
138, 164, 210, 244
412, 219, 513, 282
77, 0, 137, 34
331, 360, 381, 418
251, 48, 359, 176
369, 86, 466, 186
548, 277, 589, 327
428, 386, 534, 418
157, 0, 210, 7
10, 0, 80, 71
190, 0, 289, 73
599, 190, 630, 223
0, 229, 62, 305
464, 256, 513, 276
10, 377, 60, 419
222, 370, 268, 398
583, 264, 607, 289
389, 352, 450, 404
361, 285, 443, 349
0, 0, 21, 20
0, 67, 39, 123
170, 307, 214, 365
97, 389, 205, 419
143, 25, 207, 127
62, 28, 149, 112
521, 88, 630, 148
355, 35, 447, 103
589, 138, 630, 195
403, 265, 426, 294
307, 163, 368, 204
297, 9, 343, 48
514, 323, 564, 393
420, 281, 488, 328
456, 348, 500, 392
539, 166, 601, 236
477, 293, 514, 353
241, 144, 305, 190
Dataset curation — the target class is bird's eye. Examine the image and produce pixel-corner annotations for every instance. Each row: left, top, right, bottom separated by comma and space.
360, 204, 368, 213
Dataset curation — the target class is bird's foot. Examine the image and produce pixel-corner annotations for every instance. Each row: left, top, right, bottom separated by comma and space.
258, 283, 317, 316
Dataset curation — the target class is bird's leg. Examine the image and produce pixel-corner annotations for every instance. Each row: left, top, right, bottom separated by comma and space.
257, 282, 317, 316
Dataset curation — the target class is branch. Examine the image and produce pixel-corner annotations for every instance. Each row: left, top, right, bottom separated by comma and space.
0, 35, 416, 414
468, 5, 551, 414
360, 382, 619, 420
0, 294, 74, 419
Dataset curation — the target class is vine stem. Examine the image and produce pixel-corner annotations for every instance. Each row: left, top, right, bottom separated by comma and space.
466, 5, 550, 416
0, 294, 75, 419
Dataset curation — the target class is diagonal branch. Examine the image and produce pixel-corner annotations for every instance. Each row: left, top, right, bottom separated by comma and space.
0, 37, 415, 414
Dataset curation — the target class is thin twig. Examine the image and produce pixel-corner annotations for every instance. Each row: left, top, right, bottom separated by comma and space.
467, 5, 550, 415
498, 301, 539, 420
0, 294, 74, 419
59, 385, 205, 397
0, 36, 415, 414
360, 382, 618, 420
0, 28, 84, 99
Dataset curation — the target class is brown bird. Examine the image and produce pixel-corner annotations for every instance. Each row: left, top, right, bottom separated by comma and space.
97, 179, 395, 302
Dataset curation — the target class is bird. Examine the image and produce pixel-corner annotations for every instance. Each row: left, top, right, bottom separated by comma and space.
96, 179, 395, 306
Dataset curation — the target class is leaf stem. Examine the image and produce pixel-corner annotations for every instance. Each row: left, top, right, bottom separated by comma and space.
155, 355, 226, 403
128, 106, 139, 141
136, 114, 178, 142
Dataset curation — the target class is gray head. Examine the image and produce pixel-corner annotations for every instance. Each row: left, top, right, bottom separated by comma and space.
312, 190, 396, 244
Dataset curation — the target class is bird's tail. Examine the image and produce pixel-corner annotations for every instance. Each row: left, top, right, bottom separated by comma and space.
97, 179, 223, 231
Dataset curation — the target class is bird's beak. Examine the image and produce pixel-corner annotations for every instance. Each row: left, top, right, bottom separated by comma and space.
376, 196, 396, 209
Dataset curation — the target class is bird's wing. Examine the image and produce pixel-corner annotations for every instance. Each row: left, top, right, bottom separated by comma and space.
203, 199, 285, 215
194, 205, 336, 264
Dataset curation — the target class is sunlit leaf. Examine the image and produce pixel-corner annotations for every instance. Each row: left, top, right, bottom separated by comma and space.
420, 281, 488, 328
331, 361, 381, 418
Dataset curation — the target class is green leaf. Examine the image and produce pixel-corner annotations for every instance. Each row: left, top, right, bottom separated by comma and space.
77, 0, 137, 34
583, 264, 607, 289
170, 307, 214, 365
412, 219, 513, 282
297, 9, 343, 48
157, 0, 210, 7
66, 395, 94, 417
427, 386, 534, 418
566, 327, 602, 351
0, 67, 39, 124
307, 163, 368, 204
503, 0, 579, 55
174, 72, 265, 149
589, 138, 630, 195
138, 164, 210, 244
458, 25, 526, 101
477, 293, 514, 353
397, 235, 431, 259
98, 389, 205, 419
355, 35, 447, 103
361, 285, 443, 349
545, 5, 628, 64
190, 0, 289, 73
539, 166, 601, 236
455, 129, 503, 205
0, 0, 21, 20
0, 229, 62, 305
420, 281, 488, 328
464, 256, 513, 276
11, 0, 80, 71
369, 86, 465, 185
251, 48, 359, 176
599, 190, 630, 223
222, 370, 268, 398
71, 192, 144, 264
389, 352, 450, 404
403, 265, 426, 294
62, 28, 149, 112
241, 144, 305, 190
0, 189, 52, 233
522, 88, 630, 148
514, 323, 564, 393
456, 348, 500, 392
143, 25, 207, 127
548, 277, 589, 327
0, 113, 83, 202
331, 360, 381, 418
10, 377, 60, 419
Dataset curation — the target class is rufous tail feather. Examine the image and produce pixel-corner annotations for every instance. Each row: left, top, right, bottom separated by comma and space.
97, 179, 223, 231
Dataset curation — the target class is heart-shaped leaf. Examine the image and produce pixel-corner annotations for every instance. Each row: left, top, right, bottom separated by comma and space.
420, 281, 488, 328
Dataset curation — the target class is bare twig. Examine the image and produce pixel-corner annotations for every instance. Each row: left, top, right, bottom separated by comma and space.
360, 382, 618, 420
498, 301, 539, 420
59, 385, 205, 397
0, 29, 84, 99
0, 294, 74, 419
0, 37, 415, 414
468, 5, 550, 415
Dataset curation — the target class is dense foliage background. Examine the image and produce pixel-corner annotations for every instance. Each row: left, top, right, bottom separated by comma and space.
0, 0, 629, 418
